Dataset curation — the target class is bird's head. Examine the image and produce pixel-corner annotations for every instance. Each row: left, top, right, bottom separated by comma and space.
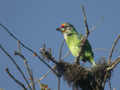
56, 23, 77, 35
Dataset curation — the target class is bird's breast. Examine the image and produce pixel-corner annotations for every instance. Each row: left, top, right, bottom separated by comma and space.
64, 35, 80, 57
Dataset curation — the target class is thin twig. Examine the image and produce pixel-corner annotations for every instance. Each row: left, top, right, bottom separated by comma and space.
107, 57, 120, 71
40, 44, 63, 90
37, 54, 58, 76
76, 5, 90, 64
0, 44, 32, 90
0, 23, 34, 53
39, 65, 56, 81
40, 45, 58, 65
58, 77, 61, 90
14, 51, 35, 90
5, 68, 27, 90
58, 39, 65, 61
17, 40, 21, 53
81, 5, 90, 37
28, 65, 55, 88
105, 57, 120, 89
108, 35, 120, 64
108, 78, 112, 90
0, 23, 58, 77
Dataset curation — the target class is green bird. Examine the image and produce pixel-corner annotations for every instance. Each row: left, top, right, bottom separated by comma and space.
56, 23, 96, 66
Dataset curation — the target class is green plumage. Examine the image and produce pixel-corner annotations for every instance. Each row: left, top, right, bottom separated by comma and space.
56, 23, 96, 66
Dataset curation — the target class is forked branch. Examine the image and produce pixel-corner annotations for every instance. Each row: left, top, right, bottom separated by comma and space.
107, 57, 120, 71
108, 35, 120, 64
14, 51, 35, 90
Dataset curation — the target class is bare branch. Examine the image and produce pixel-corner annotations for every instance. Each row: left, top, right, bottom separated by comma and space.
29, 66, 55, 87
76, 5, 90, 64
0, 23, 34, 53
102, 57, 120, 88
14, 51, 35, 90
5, 68, 27, 90
17, 40, 21, 53
40, 43, 64, 90
108, 79, 112, 90
0, 23, 58, 77
58, 77, 61, 90
39, 65, 56, 81
58, 39, 65, 61
81, 5, 90, 37
107, 57, 120, 71
108, 35, 120, 64
39, 45, 58, 65
0, 44, 32, 90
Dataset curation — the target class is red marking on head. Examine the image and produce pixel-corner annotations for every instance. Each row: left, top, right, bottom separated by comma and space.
61, 24, 65, 28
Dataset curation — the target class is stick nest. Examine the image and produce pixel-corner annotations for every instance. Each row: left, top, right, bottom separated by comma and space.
56, 59, 111, 90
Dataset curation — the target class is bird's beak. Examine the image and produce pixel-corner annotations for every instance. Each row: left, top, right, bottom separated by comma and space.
56, 27, 61, 32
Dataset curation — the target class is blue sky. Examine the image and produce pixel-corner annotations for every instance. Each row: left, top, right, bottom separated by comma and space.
0, 0, 120, 90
